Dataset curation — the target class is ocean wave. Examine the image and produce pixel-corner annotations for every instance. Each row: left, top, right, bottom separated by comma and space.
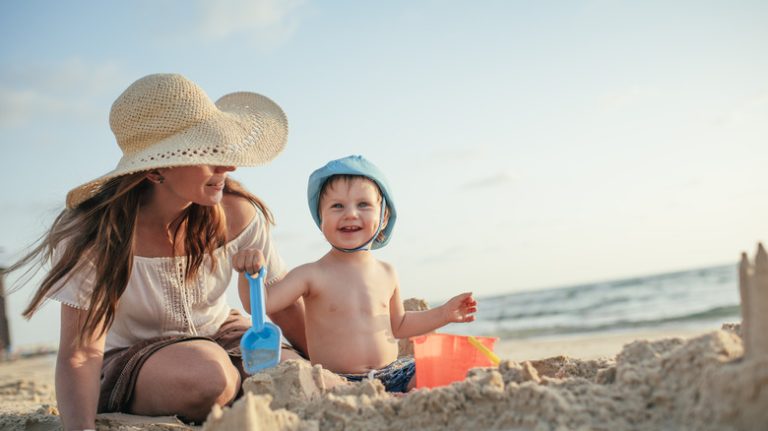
442, 263, 740, 340
489, 305, 741, 339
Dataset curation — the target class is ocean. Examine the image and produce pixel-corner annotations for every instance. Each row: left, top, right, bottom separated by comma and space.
3, 262, 742, 350
445, 263, 741, 339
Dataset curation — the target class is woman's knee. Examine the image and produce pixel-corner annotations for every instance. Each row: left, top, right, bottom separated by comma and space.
131, 341, 241, 420
184, 358, 241, 409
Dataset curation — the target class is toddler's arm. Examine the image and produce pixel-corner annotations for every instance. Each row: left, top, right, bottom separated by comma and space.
264, 266, 311, 315
390, 287, 477, 339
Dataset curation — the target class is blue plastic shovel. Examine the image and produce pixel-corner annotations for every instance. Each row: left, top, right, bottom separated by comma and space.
240, 267, 282, 374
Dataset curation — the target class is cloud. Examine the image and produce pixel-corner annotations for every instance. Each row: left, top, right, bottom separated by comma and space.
432, 145, 491, 162
198, 0, 305, 50
0, 59, 126, 127
0, 88, 65, 127
709, 92, 768, 126
461, 171, 516, 190
598, 86, 657, 110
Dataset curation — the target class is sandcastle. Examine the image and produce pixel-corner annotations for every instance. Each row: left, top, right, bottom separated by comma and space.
739, 243, 768, 358
200, 245, 768, 431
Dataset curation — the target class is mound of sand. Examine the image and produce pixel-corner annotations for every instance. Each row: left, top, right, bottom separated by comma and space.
1, 329, 764, 430
203, 330, 767, 431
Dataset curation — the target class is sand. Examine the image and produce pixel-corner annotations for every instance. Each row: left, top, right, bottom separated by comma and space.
203, 326, 767, 431
495, 326, 715, 362
0, 245, 768, 431
2, 325, 766, 431
0, 355, 192, 430
3, 245, 767, 431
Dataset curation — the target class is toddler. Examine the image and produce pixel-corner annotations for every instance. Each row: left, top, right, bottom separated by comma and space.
264, 155, 476, 392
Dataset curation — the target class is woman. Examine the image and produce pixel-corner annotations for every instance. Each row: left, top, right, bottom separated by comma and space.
5, 73, 307, 430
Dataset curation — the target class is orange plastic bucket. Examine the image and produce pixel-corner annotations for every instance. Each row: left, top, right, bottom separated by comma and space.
410, 333, 498, 388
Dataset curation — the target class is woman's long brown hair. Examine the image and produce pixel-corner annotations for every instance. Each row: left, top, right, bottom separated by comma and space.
4, 172, 272, 346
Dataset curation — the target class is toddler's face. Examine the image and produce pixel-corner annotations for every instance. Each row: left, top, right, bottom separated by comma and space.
319, 177, 385, 250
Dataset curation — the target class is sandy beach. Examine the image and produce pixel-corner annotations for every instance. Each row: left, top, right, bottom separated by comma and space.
2, 323, 764, 431
494, 326, 715, 361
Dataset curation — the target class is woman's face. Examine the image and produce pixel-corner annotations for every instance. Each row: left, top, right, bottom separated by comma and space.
155, 165, 236, 206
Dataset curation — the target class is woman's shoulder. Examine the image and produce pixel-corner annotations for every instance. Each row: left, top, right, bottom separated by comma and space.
221, 194, 259, 240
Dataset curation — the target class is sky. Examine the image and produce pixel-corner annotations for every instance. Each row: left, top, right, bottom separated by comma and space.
0, 0, 766, 348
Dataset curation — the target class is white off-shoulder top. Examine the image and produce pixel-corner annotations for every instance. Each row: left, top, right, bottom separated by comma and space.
47, 210, 286, 352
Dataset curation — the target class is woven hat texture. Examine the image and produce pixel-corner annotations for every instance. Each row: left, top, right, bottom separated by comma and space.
66, 73, 287, 208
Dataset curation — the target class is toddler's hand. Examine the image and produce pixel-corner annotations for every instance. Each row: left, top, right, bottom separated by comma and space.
232, 248, 265, 275
442, 292, 477, 324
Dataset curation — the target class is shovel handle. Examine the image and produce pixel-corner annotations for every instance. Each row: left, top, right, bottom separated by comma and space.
246, 267, 267, 330
468, 336, 501, 366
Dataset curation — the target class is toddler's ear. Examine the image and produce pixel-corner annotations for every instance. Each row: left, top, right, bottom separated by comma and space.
381, 206, 390, 229
375, 206, 390, 243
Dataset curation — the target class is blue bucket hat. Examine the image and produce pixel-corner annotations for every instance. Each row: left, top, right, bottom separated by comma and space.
307, 155, 396, 250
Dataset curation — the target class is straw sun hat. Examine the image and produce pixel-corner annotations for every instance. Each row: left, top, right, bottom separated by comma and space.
65, 73, 288, 209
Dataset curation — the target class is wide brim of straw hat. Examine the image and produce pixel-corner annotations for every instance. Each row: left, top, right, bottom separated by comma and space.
66, 91, 287, 209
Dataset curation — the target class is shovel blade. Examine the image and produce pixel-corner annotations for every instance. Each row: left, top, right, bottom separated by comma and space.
240, 322, 282, 374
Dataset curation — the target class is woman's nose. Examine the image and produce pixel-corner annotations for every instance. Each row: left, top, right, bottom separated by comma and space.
214, 165, 236, 173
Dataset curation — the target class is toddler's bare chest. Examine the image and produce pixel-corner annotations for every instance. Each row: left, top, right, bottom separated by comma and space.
314, 279, 392, 317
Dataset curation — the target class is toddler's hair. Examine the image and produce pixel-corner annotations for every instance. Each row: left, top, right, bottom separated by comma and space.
319, 174, 390, 242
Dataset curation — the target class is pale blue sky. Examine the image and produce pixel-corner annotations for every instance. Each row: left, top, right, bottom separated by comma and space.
1, 0, 766, 347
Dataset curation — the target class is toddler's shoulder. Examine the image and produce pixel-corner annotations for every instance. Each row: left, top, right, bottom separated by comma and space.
375, 259, 398, 277
286, 261, 324, 280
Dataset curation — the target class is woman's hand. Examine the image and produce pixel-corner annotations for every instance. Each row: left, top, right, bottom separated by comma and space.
441, 292, 478, 324
232, 247, 265, 275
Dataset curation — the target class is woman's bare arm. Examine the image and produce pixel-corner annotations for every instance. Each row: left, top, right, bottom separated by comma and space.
56, 304, 106, 431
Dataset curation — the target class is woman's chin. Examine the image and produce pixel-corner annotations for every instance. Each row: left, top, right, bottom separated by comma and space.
195, 195, 224, 207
